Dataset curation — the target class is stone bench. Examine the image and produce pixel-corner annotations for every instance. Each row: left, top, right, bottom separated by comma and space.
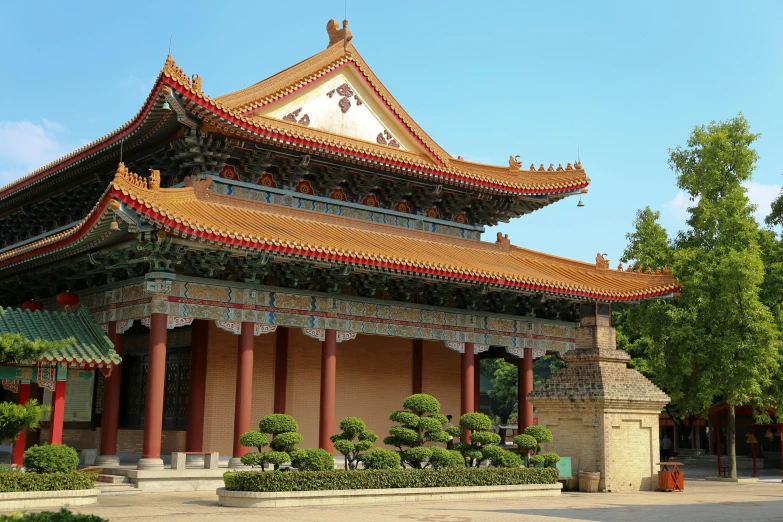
171, 452, 219, 470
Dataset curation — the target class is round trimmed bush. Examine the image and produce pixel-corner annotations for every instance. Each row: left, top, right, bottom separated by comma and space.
333, 439, 355, 455
360, 448, 400, 469
429, 413, 448, 426
240, 452, 265, 468
338, 417, 366, 438
523, 426, 553, 444
428, 447, 464, 469
389, 410, 419, 428
459, 412, 492, 432
4, 508, 108, 521
402, 446, 432, 467
513, 434, 538, 452
23, 444, 78, 473
541, 452, 561, 467
445, 426, 463, 438
269, 432, 303, 452
528, 455, 545, 467
418, 416, 443, 433
290, 448, 334, 471
261, 451, 290, 468
425, 430, 451, 444
355, 440, 373, 452
491, 450, 523, 468
239, 430, 269, 450
469, 431, 501, 446
464, 448, 483, 461
403, 394, 441, 414
358, 429, 378, 443
387, 426, 419, 445
259, 414, 298, 435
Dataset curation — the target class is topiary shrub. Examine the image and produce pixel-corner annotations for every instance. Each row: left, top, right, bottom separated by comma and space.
240, 414, 302, 470
359, 448, 401, 470
289, 448, 334, 471
23, 444, 78, 474
427, 447, 464, 469
540, 452, 561, 467
0, 400, 50, 446
528, 455, 545, 467
523, 426, 553, 455
481, 445, 523, 468
330, 417, 378, 470
453, 412, 501, 467
0, 508, 108, 521
383, 394, 453, 468
513, 433, 538, 466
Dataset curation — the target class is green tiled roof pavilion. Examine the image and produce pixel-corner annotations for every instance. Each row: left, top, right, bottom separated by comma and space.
0, 306, 120, 368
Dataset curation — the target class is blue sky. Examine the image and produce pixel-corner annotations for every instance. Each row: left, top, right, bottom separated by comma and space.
1, 1, 781, 265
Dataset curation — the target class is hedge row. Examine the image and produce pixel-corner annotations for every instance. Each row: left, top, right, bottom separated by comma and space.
0, 472, 95, 492
224, 467, 558, 492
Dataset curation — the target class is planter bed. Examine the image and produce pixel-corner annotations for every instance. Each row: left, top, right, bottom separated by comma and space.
0, 472, 98, 510
219, 468, 560, 508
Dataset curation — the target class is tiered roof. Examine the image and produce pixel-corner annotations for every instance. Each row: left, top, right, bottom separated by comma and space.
0, 166, 678, 303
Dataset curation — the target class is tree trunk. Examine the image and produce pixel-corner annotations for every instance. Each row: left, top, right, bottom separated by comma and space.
728, 404, 737, 479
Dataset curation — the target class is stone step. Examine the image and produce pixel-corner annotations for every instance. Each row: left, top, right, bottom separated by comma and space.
96, 474, 129, 484
95, 483, 139, 495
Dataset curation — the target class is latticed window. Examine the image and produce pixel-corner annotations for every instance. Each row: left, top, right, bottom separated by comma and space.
120, 325, 192, 431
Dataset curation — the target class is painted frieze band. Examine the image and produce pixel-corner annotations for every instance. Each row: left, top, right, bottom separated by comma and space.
214, 320, 277, 336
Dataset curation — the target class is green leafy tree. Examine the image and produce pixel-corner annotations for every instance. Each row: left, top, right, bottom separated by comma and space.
0, 333, 74, 364
0, 401, 50, 449
330, 417, 378, 470
485, 356, 565, 424
452, 412, 501, 467
622, 115, 782, 478
239, 414, 303, 470
383, 394, 452, 468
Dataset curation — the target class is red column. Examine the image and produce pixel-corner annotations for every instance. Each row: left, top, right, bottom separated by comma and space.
412, 339, 423, 394
473, 351, 481, 412
139, 313, 167, 469
97, 322, 124, 464
231, 322, 254, 465
461, 343, 475, 441
319, 329, 337, 451
186, 319, 209, 452
27, 384, 43, 448
273, 327, 289, 414
12, 383, 31, 465
520, 348, 534, 430
48, 380, 66, 445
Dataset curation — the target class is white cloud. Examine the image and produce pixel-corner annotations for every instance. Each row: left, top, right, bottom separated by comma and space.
0, 120, 75, 186
665, 181, 782, 226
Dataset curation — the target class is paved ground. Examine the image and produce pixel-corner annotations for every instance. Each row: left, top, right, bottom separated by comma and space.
3, 479, 781, 522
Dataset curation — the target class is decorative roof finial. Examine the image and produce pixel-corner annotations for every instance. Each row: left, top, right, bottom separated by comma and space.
327, 19, 352, 48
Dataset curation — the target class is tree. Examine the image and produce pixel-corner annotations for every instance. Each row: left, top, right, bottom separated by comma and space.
622, 115, 782, 478
330, 417, 378, 470
0, 400, 50, 455
239, 413, 303, 470
0, 333, 73, 364
383, 394, 452, 468
485, 356, 566, 424
451, 412, 501, 467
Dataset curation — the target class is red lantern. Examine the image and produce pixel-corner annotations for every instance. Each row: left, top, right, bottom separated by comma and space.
21, 300, 44, 312
56, 291, 80, 312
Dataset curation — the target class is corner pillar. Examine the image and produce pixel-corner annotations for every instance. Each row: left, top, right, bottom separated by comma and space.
138, 313, 167, 470
96, 321, 124, 467
12, 383, 31, 465
229, 322, 255, 468
186, 319, 209, 452
519, 347, 534, 430
48, 380, 66, 445
460, 343, 475, 440
273, 327, 289, 414
319, 329, 337, 452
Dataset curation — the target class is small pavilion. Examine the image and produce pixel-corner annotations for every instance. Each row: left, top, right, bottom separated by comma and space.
0, 304, 120, 465
0, 19, 676, 489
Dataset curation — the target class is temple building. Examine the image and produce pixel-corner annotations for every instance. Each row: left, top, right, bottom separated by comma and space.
0, 20, 676, 488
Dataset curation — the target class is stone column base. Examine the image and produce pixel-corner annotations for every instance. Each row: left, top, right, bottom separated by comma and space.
94, 455, 121, 467
137, 458, 164, 470
228, 457, 247, 469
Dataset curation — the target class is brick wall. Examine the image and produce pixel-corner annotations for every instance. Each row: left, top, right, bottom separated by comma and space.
39, 428, 186, 455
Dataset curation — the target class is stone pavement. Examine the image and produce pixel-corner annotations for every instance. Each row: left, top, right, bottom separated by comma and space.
4, 479, 782, 522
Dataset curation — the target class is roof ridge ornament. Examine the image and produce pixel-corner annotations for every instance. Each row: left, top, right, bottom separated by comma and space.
327, 19, 352, 48
595, 253, 609, 270
496, 232, 511, 252
113, 162, 160, 191
162, 54, 201, 93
